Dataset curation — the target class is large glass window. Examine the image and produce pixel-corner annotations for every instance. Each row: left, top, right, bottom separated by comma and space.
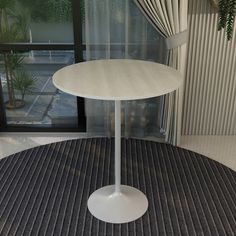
0, 0, 166, 134
0, 0, 84, 131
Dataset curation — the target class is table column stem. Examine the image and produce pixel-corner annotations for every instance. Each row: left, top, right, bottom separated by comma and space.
115, 100, 121, 194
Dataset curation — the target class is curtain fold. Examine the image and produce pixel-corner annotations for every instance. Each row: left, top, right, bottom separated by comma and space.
134, 0, 188, 145
84, 0, 166, 140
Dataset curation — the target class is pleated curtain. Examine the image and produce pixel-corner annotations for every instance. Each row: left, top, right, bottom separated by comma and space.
134, 0, 188, 145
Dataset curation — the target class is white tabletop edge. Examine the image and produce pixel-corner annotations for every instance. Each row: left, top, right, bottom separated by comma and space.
52, 77, 179, 101
52, 59, 183, 101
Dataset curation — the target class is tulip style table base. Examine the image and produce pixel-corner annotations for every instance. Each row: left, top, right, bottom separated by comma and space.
88, 185, 148, 224
88, 101, 148, 224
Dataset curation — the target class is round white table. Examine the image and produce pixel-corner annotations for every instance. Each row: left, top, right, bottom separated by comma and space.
53, 59, 183, 224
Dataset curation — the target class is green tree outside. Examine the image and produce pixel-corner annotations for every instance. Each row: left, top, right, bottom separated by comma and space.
18, 0, 72, 23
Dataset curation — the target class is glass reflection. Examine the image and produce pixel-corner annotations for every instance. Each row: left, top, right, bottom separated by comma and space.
0, 0, 73, 43
0, 50, 77, 128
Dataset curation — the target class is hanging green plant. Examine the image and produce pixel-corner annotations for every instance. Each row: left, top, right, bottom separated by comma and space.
217, 0, 236, 40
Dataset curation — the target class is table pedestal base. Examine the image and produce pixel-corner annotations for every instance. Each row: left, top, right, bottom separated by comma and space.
87, 185, 148, 224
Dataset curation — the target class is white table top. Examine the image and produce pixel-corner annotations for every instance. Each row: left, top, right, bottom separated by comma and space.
52, 59, 183, 101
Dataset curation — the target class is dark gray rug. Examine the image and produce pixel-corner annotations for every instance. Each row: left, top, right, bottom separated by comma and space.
0, 138, 235, 236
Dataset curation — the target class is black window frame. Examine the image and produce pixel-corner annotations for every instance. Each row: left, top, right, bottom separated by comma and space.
0, 0, 86, 132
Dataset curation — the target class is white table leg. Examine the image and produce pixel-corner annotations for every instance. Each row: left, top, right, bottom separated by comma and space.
115, 100, 121, 194
87, 100, 148, 224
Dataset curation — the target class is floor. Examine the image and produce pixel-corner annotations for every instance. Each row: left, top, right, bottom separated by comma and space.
0, 133, 235, 171
180, 135, 236, 171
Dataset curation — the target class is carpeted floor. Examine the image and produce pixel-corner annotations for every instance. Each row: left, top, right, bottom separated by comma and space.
0, 138, 235, 236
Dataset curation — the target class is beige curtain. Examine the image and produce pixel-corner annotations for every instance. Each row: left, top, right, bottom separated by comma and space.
134, 0, 188, 145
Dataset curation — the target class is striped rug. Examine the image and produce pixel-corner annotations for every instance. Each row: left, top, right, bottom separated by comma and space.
0, 138, 235, 236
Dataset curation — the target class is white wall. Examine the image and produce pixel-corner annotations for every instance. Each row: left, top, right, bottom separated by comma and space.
182, 0, 236, 135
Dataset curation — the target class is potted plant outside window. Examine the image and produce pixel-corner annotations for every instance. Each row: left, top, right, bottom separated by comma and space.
0, 0, 35, 109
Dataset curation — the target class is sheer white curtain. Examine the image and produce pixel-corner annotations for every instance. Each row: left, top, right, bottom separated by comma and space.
134, 0, 188, 145
84, 0, 166, 139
